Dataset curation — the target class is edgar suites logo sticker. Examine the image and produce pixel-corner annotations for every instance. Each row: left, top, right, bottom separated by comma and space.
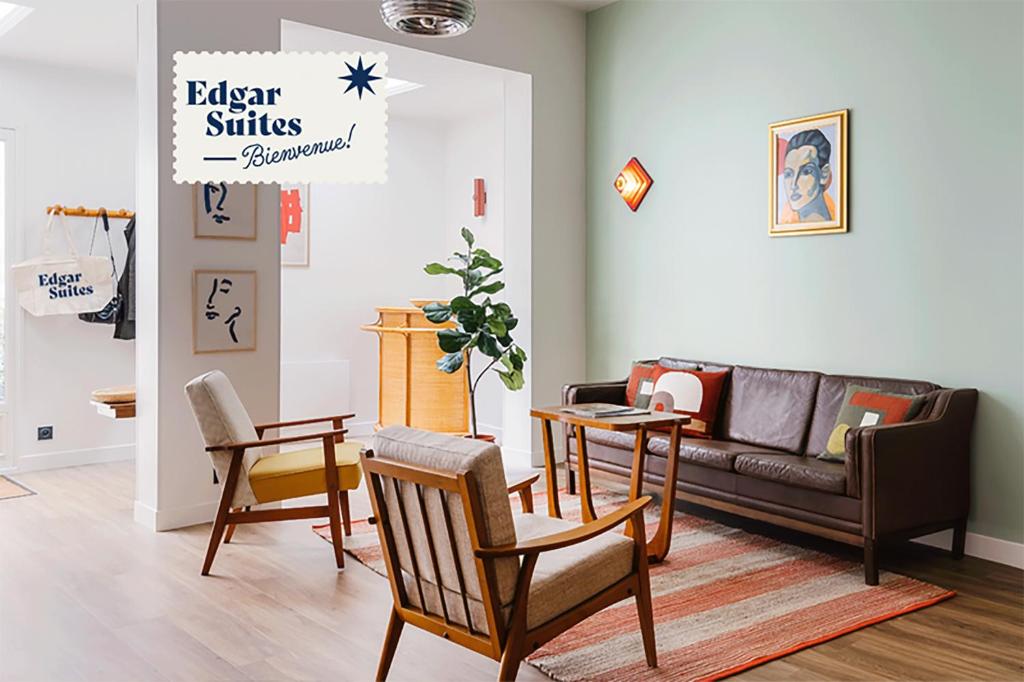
173, 52, 388, 184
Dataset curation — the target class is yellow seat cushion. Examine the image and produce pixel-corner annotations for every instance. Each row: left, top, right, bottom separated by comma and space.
248, 441, 363, 503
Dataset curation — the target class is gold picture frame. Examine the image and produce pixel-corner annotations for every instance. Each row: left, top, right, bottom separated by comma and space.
769, 109, 848, 237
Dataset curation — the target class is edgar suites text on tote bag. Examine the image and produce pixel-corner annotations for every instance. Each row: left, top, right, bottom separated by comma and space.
12, 210, 115, 316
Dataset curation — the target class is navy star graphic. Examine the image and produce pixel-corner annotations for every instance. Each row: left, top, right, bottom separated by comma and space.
338, 57, 381, 99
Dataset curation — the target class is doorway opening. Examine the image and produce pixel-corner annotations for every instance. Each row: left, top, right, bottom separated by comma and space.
278, 20, 533, 468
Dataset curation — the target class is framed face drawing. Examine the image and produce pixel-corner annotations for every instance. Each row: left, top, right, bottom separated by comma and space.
769, 109, 848, 236
193, 270, 257, 353
193, 182, 258, 239
280, 184, 310, 267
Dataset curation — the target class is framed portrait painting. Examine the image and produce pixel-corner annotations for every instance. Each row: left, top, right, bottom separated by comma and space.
193, 270, 257, 353
280, 184, 310, 267
193, 182, 258, 240
769, 109, 848, 237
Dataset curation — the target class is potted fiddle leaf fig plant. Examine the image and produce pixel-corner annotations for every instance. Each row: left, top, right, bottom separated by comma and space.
423, 227, 527, 439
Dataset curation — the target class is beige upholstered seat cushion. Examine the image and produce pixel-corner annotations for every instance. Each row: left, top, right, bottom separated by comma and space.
184, 370, 261, 507
372, 426, 519, 605
401, 512, 635, 633
514, 512, 635, 629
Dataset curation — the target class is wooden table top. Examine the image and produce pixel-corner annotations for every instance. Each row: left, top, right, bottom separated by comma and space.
530, 405, 691, 431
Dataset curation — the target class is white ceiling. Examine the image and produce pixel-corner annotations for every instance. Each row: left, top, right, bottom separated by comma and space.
0, 0, 136, 75
0, 0, 614, 78
551, 0, 616, 11
282, 19, 505, 125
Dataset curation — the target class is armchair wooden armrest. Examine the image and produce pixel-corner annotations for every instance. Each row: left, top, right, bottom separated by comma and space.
206, 428, 348, 453
254, 413, 355, 436
507, 473, 540, 513
475, 496, 651, 558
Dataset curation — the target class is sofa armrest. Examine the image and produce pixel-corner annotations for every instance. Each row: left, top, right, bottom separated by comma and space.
850, 388, 978, 538
562, 379, 628, 406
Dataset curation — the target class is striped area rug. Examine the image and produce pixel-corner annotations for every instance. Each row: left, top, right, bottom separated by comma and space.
315, 485, 953, 681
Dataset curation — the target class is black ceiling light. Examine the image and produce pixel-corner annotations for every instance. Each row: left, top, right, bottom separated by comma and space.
380, 0, 476, 37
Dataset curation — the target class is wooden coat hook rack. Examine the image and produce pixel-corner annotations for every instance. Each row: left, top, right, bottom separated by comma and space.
46, 204, 135, 219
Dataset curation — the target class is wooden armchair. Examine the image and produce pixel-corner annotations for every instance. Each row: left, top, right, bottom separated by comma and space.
185, 370, 362, 575
362, 426, 657, 681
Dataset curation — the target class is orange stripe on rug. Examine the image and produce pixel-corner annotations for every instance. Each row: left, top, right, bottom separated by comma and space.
314, 483, 954, 682
565, 577, 952, 682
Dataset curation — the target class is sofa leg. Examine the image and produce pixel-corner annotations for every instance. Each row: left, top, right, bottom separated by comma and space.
565, 458, 576, 495
952, 519, 967, 560
863, 538, 879, 586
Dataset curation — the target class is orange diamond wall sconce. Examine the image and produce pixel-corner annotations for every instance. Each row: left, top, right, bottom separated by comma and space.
614, 157, 653, 211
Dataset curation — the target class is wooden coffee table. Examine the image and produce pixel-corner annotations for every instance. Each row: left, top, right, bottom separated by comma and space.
530, 406, 690, 563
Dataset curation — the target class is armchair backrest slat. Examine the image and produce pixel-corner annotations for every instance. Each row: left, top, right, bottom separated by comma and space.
361, 426, 521, 650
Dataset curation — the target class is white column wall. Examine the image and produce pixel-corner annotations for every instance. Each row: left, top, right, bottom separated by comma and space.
137, 0, 586, 529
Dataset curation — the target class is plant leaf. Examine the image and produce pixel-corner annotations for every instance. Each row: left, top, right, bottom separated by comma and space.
477, 332, 502, 359
471, 281, 505, 297
437, 328, 471, 353
470, 253, 502, 270
450, 296, 475, 313
422, 302, 452, 324
457, 307, 484, 333
486, 317, 507, 338
497, 369, 525, 391
424, 262, 459, 276
461, 227, 475, 248
437, 352, 464, 373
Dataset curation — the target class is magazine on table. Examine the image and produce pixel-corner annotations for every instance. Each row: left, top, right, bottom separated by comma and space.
560, 403, 649, 418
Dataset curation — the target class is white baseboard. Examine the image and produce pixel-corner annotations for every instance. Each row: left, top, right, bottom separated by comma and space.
134, 498, 219, 531
11, 443, 134, 473
913, 529, 1024, 569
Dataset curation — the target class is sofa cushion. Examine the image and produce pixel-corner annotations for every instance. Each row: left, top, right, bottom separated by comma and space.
805, 374, 938, 455
514, 512, 635, 629
721, 366, 820, 453
403, 512, 634, 634
733, 452, 846, 494
647, 367, 729, 438
580, 429, 784, 472
625, 361, 659, 407
818, 384, 927, 462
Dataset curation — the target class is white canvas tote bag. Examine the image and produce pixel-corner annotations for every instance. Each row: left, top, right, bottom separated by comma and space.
12, 211, 115, 316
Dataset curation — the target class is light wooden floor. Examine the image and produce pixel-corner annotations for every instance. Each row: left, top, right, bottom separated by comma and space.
0, 462, 1021, 681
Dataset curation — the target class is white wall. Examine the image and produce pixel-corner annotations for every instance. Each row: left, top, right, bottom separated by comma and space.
139, 0, 585, 529
281, 110, 509, 442
443, 109, 506, 436
280, 117, 452, 437
0, 58, 135, 472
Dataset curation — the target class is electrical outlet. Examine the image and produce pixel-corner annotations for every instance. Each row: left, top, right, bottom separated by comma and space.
37, 425, 53, 441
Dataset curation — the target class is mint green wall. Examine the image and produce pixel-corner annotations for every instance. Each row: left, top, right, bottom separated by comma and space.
586, 1, 1023, 543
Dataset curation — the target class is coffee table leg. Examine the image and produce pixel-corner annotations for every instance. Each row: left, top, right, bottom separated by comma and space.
648, 421, 682, 562
625, 425, 648, 539
541, 418, 562, 519
575, 425, 597, 522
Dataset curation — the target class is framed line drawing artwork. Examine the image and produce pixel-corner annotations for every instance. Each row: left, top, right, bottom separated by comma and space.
280, 184, 310, 267
193, 269, 257, 353
769, 109, 848, 237
193, 182, 258, 240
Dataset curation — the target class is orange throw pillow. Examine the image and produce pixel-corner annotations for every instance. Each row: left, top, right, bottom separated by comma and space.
647, 366, 729, 439
625, 362, 659, 407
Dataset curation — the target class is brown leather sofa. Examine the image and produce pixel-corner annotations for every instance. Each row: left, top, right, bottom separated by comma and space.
562, 358, 978, 585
